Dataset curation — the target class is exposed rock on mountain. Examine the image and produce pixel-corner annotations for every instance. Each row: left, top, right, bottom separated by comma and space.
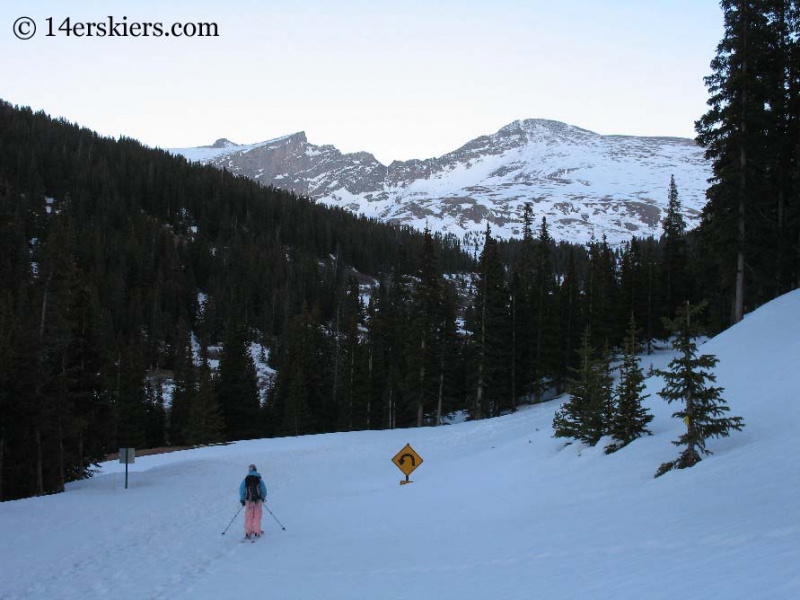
171, 119, 710, 245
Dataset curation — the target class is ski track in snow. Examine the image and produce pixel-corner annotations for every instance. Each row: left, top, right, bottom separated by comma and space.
2, 292, 800, 599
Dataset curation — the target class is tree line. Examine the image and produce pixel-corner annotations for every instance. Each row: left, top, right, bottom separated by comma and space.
0, 101, 470, 500
0, 99, 705, 500
1, 0, 797, 499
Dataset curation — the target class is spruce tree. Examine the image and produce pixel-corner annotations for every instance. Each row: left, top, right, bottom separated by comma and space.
168, 319, 195, 446
586, 236, 619, 349
187, 344, 224, 446
661, 175, 688, 318
655, 302, 745, 477
555, 247, 584, 393
695, 0, 790, 323
552, 327, 612, 445
606, 315, 653, 454
470, 225, 510, 419
532, 216, 558, 398
409, 228, 443, 426
216, 319, 260, 440
144, 380, 167, 448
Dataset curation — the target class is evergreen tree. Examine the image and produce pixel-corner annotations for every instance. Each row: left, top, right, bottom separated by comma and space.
555, 247, 584, 392
273, 303, 327, 436
186, 343, 224, 445
531, 217, 559, 398
144, 380, 167, 448
435, 281, 463, 424
216, 319, 260, 440
168, 319, 195, 446
606, 315, 653, 454
655, 302, 745, 477
408, 228, 443, 426
510, 203, 536, 404
695, 0, 792, 324
115, 339, 149, 449
338, 276, 366, 431
470, 225, 511, 419
552, 327, 612, 445
661, 175, 689, 318
382, 270, 411, 429
586, 236, 619, 349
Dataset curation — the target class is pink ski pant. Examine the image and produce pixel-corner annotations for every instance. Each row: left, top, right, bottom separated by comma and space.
244, 500, 263, 535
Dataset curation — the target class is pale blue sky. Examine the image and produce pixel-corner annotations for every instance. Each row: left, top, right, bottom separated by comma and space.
1, 0, 723, 163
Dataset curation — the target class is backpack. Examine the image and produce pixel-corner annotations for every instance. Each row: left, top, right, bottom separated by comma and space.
244, 474, 263, 502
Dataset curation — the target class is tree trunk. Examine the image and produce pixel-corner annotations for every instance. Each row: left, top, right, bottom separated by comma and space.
348, 347, 354, 431
0, 434, 4, 501
510, 292, 516, 411
366, 343, 373, 430
475, 293, 486, 420
474, 275, 487, 419
436, 364, 444, 427
35, 426, 44, 496
733, 7, 748, 324
536, 288, 545, 402
647, 260, 653, 355
332, 302, 340, 413
417, 336, 425, 427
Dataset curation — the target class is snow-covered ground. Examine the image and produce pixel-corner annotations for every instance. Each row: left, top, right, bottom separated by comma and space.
2, 291, 799, 599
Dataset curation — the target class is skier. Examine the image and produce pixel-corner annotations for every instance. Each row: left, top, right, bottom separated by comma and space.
239, 463, 268, 540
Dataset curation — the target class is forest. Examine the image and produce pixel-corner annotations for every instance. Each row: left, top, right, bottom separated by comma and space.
1, 1, 798, 501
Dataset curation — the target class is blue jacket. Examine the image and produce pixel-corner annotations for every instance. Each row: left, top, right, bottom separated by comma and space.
239, 469, 267, 502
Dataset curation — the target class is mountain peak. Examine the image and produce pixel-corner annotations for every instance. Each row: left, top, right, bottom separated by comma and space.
170, 120, 710, 245
207, 138, 238, 149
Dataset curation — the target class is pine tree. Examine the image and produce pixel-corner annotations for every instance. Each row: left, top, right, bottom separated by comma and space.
186, 341, 224, 446
552, 327, 612, 445
115, 339, 149, 449
408, 228, 443, 426
338, 275, 366, 431
435, 281, 462, 425
531, 216, 559, 399
555, 247, 584, 393
510, 203, 536, 403
661, 175, 688, 318
168, 318, 195, 446
470, 225, 510, 419
144, 380, 167, 448
216, 319, 260, 440
606, 315, 653, 454
275, 303, 326, 436
655, 302, 745, 477
695, 0, 789, 323
586, 236, 619, 349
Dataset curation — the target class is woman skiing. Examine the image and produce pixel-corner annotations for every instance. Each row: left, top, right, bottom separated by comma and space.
239, 464, 268, 540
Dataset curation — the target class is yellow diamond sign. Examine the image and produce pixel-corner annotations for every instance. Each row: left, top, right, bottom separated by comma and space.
392, 443, 423, 478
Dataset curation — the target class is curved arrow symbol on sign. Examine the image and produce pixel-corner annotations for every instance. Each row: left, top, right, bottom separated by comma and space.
398, 453, 416, 467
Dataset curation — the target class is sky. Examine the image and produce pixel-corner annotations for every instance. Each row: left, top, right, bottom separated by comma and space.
1, 0, 724, 164
1, 289, 798, 599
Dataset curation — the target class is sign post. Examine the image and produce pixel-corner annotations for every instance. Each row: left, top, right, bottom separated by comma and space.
391, 443, 423, 485
119, 447, 135, 489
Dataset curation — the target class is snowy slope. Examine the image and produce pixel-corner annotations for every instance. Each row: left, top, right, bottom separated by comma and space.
170, 120, 711, 246
2, 292, 799, 600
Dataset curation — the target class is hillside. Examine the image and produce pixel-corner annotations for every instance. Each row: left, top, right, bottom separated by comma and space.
2, 290, 798, 599
171, 119, 711, 245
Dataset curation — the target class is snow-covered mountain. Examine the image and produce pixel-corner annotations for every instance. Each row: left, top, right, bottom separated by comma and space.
171, 119, 711, 245
2, 290, 799, 599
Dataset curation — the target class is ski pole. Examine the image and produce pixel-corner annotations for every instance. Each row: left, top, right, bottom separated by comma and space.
221, 504, 244, 536
264, 504, 286, 531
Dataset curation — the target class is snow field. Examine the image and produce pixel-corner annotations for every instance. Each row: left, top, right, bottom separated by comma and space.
1, 291, 799, 599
